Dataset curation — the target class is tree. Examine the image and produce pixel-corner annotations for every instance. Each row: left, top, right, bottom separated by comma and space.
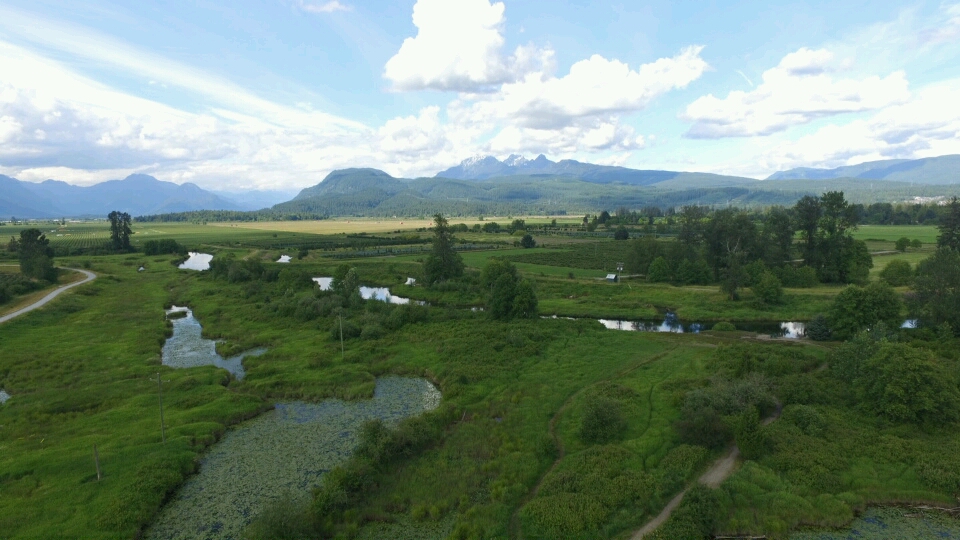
752, 271, 784, 305
857, 343, 960, 424
895, 237, 910, 252
6, 236, 17, 252
489, 273, 517, 320
937, 197, 960, 251
761, 206, 796, 267
910, 239, 923, 250
829, 282, 903, 340
613, 225, 629, 240
878, 260, 913, 287
331, 264, 360, 298
519, 234, 536, 248
677, 206, 707, 249
647, 257, 671, 283
17, 229, 56, 282
794, 195, 821, 266
108, 211, 133, 251
423, 214, 464, 285
911, 248, 960, 333
512, 279, 538, 318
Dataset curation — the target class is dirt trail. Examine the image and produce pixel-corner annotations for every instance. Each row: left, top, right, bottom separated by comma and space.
630, 405, 781, 539
0, 268, 96, 324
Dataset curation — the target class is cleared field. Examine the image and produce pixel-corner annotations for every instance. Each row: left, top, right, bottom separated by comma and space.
212, 216, 583, 235
853, 225, 939, 244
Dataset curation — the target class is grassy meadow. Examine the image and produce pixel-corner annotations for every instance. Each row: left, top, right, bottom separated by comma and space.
1, 221, 959, 539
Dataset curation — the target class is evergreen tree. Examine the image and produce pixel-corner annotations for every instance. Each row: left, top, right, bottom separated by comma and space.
17, 229, 56, 282
108, 211, 133, 251
423, 214, 464, 285
937, 197, 960, 251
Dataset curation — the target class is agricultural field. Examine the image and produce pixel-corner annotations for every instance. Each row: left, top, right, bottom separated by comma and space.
212, 216, 583, 236
1, 221, 958, 540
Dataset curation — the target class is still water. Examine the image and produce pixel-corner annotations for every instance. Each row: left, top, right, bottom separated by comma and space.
313, 277, 423, 305
178, 253, 214, 271
162, 306, 266, 379
145, 377, 441, 540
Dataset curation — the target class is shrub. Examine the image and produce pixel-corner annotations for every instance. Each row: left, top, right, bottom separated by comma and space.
578, 397, 627, 444
712, 322, 737, 332
895, 236, 910, 252
752, 271, 784, 305
857, 343, 960, 424
613, 226, 629, 240
879, 259, 913, 287
828, 281, 903, 340
519, 234, 536, 248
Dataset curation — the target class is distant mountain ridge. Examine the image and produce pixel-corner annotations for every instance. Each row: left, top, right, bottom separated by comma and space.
767, 155, 960, 184
437, 154, 707, 185
0, 174, 274, 218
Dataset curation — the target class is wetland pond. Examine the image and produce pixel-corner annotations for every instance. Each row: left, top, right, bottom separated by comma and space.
550, 314, 808, 338
313, 277, 424, 305
162, 306, 266, 379
792, 507, 960, 539
146, 377, 441, 540
178, 253, 214, 271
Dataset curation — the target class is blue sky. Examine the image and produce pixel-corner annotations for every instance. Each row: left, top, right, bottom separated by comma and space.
0, 0, 958, 190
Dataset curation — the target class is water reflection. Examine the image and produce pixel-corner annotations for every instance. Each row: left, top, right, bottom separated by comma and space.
162, 306, 267, 379
178, 252, 214, 271
549, 314, 806, 338
276, 255, 291, 263
902, 319, 919, 329
0, 390, 10, 404
312, 277, 424, 305
146, 377, 441, 540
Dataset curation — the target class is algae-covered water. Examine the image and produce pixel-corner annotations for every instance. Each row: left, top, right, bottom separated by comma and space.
161, 306, 266, 379
146, 376, 441, 540
792, 507, 960, 539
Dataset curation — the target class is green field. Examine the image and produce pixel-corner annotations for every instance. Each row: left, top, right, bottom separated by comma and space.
1, 222, 959, 539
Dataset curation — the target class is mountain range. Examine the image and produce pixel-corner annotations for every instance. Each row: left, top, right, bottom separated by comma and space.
0, 174, 294, 218
2, 154, 959, 219
767, 155, 960, 183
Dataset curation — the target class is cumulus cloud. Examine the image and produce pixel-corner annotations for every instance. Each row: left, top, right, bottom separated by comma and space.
761, 78, 960, 171
383, 0, 552, 92
683, 47, 911, 138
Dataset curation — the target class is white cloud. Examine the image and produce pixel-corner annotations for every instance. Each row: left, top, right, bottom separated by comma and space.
296, 1, 350, 14
761, 78, 960, 172
683, 47, 911, 138
383, 0, 552, 92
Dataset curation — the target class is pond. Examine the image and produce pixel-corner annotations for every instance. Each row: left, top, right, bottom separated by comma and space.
145, 377, 442, 540
312, 277, 423, 305
0, 390, 9, 404
551, 314, 808, 338
791, 506, 960, 539
276, 255, 291, 263
178, 253, 214, 271
162, 306, 266, 379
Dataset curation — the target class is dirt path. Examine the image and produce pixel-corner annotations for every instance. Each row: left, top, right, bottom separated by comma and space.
629, 406, 781, 539
0, 268, 96, 324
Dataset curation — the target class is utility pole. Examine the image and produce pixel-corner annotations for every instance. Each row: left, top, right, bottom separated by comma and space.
157, 373, 166, 444
338, 314, 344, 361
617, 262, 624, 283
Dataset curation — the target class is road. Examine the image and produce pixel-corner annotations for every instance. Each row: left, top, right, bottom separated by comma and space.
0, 268, 97, 324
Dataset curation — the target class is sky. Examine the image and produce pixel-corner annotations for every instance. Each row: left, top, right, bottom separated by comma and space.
0, 0, 959, 191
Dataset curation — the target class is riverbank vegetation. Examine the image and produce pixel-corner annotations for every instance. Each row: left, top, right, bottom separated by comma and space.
2, 203, 960, 539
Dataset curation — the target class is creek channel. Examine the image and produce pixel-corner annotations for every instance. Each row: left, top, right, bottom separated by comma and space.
151, 304, 442, 540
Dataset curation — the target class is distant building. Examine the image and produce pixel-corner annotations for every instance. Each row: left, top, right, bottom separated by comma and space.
606, 273, 618, 282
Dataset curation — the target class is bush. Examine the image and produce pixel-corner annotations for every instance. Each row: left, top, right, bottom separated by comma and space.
578, 397, 627, 444
776, 265, 819, 288
712, 322, 737, 332
519, 234, 536, 248
879, 259, 913, 287
857, 343, 960, 424
613, 226, 629, 240
895, 236, 910, 252
752, 271, 784, 305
